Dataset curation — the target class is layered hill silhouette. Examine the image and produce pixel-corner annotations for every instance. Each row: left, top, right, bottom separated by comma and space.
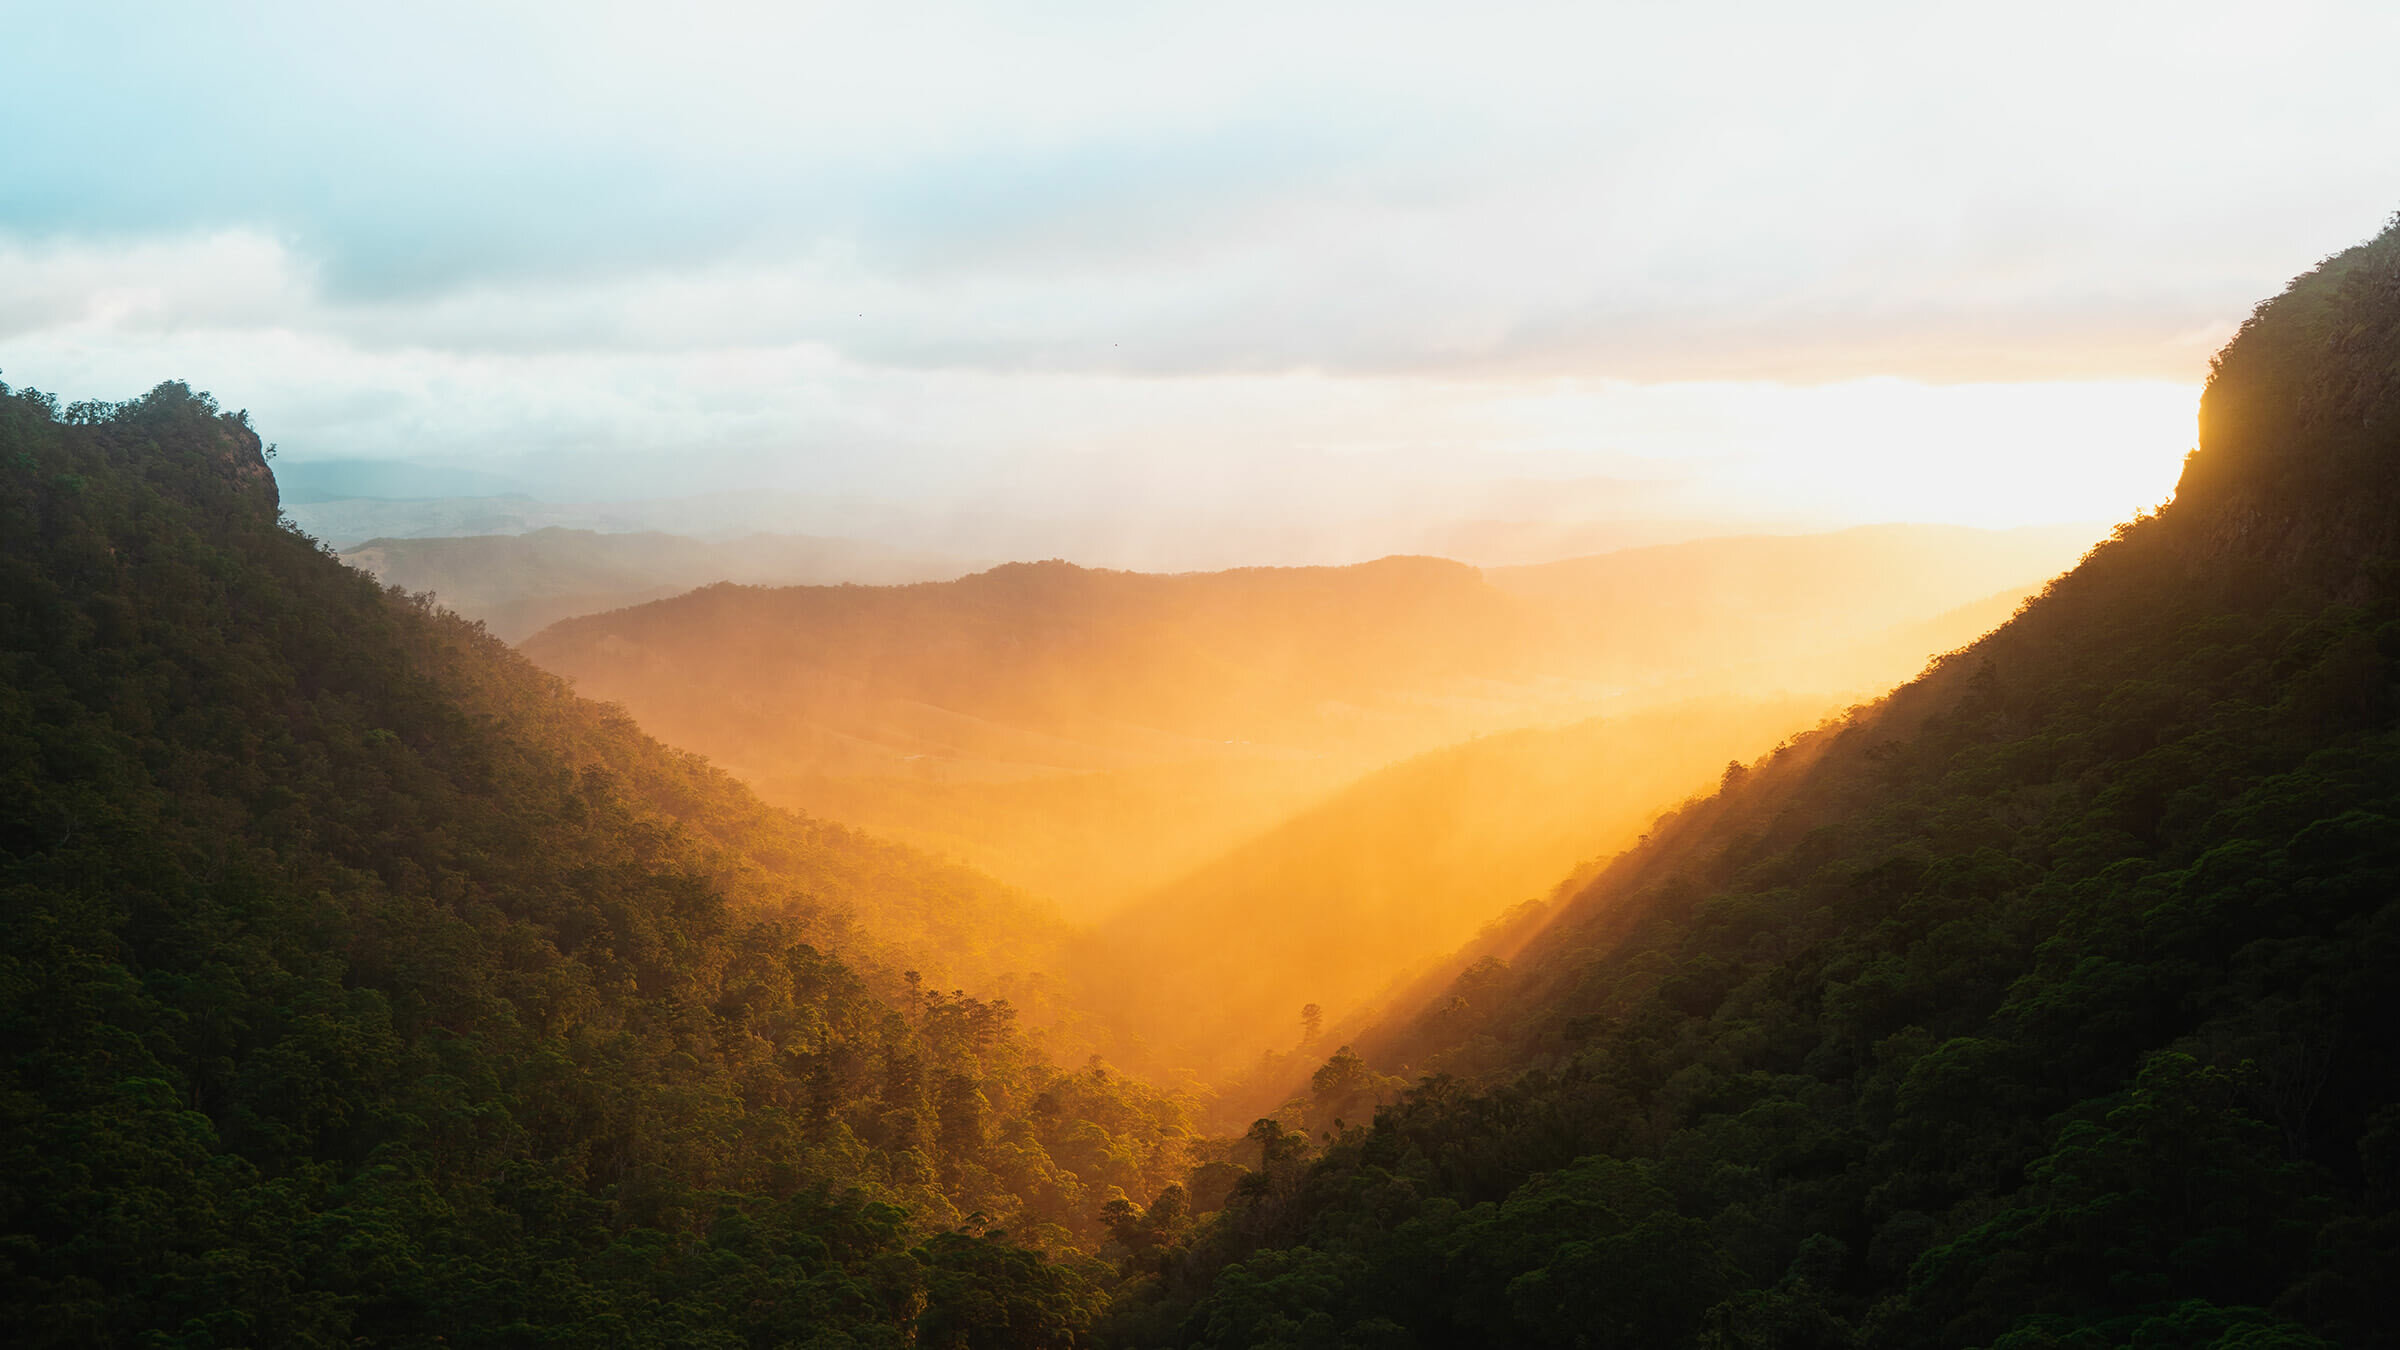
1077, 695, 1837, 1094
0, 383, 1202, 1344
1077, 583, 2065, 1098
520, 526, 2088, 917
1112, 220, 2400, 1347
342, 527, 975, 640
19, 212, 2393, 1349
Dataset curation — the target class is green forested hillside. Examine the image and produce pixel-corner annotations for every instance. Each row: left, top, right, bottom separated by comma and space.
1104, 226, 2400, 1346
0, 381, 1196, 1346
14, 228, 2398, 1350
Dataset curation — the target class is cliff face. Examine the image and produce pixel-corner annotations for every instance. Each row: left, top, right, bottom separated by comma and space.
33, 380, 285, 519
204, 417, 278, 516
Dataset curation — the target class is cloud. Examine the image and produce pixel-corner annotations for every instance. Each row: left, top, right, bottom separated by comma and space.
1, 0, 2389, 547
10, 1, 2396, 363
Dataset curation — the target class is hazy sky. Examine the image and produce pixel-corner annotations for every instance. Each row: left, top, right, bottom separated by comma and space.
6, 0, 2398, 557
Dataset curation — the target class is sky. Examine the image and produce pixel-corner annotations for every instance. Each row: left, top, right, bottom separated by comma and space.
5, 0, 2399, 564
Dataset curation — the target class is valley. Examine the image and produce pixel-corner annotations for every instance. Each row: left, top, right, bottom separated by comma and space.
7, 188, 2398, 1350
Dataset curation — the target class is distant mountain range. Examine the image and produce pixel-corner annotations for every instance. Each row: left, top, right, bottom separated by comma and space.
272, 456, 540, 503
15, 216, 2398, 1349
277, 464, 1882, 572
341, 527, 978, 640
517, 525, 2092, 923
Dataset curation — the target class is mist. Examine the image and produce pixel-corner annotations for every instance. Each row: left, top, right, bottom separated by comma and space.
477, 522, 2093, 1105
15, 6, 2400, 1343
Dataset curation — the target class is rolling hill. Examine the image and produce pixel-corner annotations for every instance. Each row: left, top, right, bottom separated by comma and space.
1074, 567, 2043, 1098
341, 527, 976, 640
519, 529, 2090, 918
1075, 695, 1837, 1093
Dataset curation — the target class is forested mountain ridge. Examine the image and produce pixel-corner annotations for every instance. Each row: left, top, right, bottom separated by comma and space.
1107, 225, 2400, 1346
0, 381, 1200, 1345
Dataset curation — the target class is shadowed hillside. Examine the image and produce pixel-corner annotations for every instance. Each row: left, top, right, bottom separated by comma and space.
1108, 218, 2400, 1349
0, 382, 1212, 1344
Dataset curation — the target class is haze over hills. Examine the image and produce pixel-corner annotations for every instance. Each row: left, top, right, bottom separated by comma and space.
16, 0, 2400, 1341
341, 527, 979, 640
1484, 522, 2094, 691
0, 382, 1212, 1342
1077, 694, 1840, 1095
274, 450, 1849, 574
6, 381, 2103, 1343
1114, 217, 2400, 1349
279, 477, 1805, 572
1073, 583, 2057, 1095
273, 456, 540, 504
519, 526, 2092, 917
11, 215, 2400, 1350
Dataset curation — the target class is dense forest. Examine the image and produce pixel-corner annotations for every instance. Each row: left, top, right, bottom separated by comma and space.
0, 381, 1210, 1345
1099, 222, 2400, 1346
7, 211, 2399, 1348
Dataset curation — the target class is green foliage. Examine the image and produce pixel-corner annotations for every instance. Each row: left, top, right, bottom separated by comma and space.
1123, 220, 2400, 1347
0, 381, 1188, 1344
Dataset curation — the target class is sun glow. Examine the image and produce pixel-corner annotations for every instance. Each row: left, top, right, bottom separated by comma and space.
1637, 377, 2200, 524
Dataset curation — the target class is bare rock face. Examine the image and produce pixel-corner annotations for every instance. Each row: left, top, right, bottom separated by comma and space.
67, 379, 284, 521
210, 419, 280, 517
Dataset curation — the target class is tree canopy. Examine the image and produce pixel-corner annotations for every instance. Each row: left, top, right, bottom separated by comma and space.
0, 378, 1205, 1346
1104, 219, 2400, 1349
